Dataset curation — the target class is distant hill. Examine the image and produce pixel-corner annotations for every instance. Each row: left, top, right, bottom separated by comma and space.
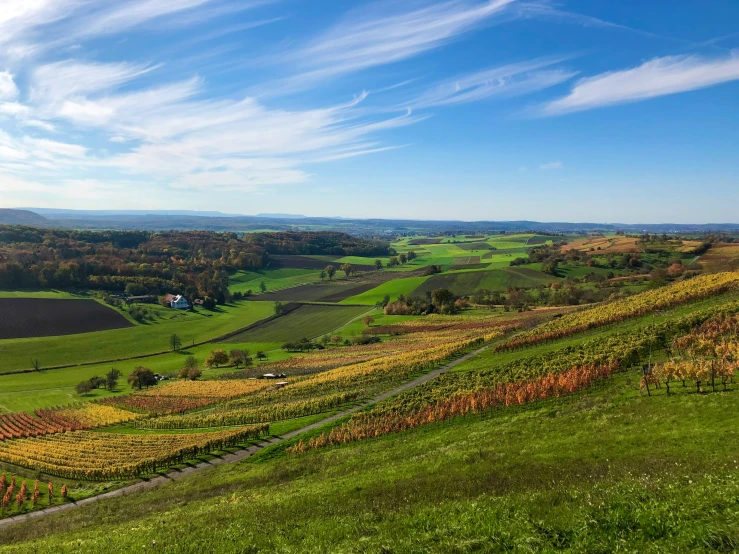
0, 209, 49, 226
255, 213, 307, 219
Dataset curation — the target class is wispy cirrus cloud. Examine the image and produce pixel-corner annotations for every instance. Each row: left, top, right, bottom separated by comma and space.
409, 57, 576, 108
539, 51, 739, 116
269, 0, 516, 91
540, 161, 562, 169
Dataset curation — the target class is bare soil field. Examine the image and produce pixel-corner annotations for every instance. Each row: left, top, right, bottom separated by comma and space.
408, 238, 441, 245
564, 236, 640, 253
452, 256, 481, 265
449, 263, 490, 271
0, 299, 133, 339
456, 242, 491, 251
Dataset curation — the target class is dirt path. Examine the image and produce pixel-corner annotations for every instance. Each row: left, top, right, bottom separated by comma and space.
0, 342, 490, 529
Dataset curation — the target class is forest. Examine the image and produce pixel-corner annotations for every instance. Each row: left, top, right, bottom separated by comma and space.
0, 226, 389, 298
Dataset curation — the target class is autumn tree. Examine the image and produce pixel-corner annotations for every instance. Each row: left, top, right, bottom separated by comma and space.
363, 316, 375, 327
127, 367, 158, 390
341, 263, 353, 278
205, 349, 229, 368
325, 265, 336, 280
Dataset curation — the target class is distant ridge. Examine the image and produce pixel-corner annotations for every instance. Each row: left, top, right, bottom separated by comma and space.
0, 209, 50, 226
255, 213, 307, 219
20, 208, 243, 218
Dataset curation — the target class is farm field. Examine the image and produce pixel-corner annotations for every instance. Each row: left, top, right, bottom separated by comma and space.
0, 301, 275, 373
3, 274, 739, 550
0, 298, 132, 339
339, 276, 430, 305
229, 268, 321, 295
222, 304, 370, 343
412, 267, 557, 296
699, 243, 739, 272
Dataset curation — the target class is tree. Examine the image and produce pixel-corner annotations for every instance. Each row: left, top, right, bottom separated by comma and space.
183, 355, 199, 370
274, 301, 284, 316
105, 368, 121, 391
319, 270, 327, 281
341, 263, 353, 278
398, 253, 407, 264
205, 349, 229, 368
374, 259, 383, 271
230, 349, 248, 368
431, 288, 456, 310
88, 375, 106, 389
75, 380, 93, 395
203, 296, 216, 310
259, 280, 267, 293
127, 367, 157, 390
256, 350, 267, 360
363, 316, 375, 327
169, 334, 182, 352
330, 335, 343, 345
325, 265, 336, 280
387, 257, 399, 268
407, 250, 417, 262
179, 366, 202, 380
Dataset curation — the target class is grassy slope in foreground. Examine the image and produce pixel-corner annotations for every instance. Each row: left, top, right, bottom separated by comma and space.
2, 370, 737, 553
0, 301, 274, 373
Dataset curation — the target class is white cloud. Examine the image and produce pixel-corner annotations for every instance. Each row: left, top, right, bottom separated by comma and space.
410, 57, 576, 108
540, 161, 562, 169
0, 72, 19, 100
540, 51, 739, 115
272, 0, 515, 90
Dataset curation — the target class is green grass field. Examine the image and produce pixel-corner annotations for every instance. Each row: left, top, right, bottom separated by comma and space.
0, 301, 275, 373
412, 267, 557, 296
339, 275, 430, 305
229, 268, 322, 294
223, 304, 370, 343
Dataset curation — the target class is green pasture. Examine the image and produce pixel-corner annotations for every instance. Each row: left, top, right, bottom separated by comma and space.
223, 304, 370, 343
229, 268, 322, 294
0, 301, 275, 373
339, 275, 430, 305
0, 290, 87, 299
412, 267, 557, 296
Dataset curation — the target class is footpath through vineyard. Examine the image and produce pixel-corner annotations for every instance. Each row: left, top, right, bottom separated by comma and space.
0, 340, 494, 530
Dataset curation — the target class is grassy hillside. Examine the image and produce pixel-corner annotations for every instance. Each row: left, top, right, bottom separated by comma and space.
2, 369, 737, 552
1, 277, 738, 551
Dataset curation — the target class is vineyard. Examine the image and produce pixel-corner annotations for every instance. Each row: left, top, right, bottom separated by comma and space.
647, 313, 739, 394
0, 314, 514, 498
0, 403, 143, 440
289, 297, 739, 453
0, 426, 268, 481
138, 392, 360, 430
496, 271, 739, 351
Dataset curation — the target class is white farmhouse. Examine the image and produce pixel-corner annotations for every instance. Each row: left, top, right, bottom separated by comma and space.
169, 295, 190, 309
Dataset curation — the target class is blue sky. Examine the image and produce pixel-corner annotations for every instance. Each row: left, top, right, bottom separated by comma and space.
0, 0, 738, 223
